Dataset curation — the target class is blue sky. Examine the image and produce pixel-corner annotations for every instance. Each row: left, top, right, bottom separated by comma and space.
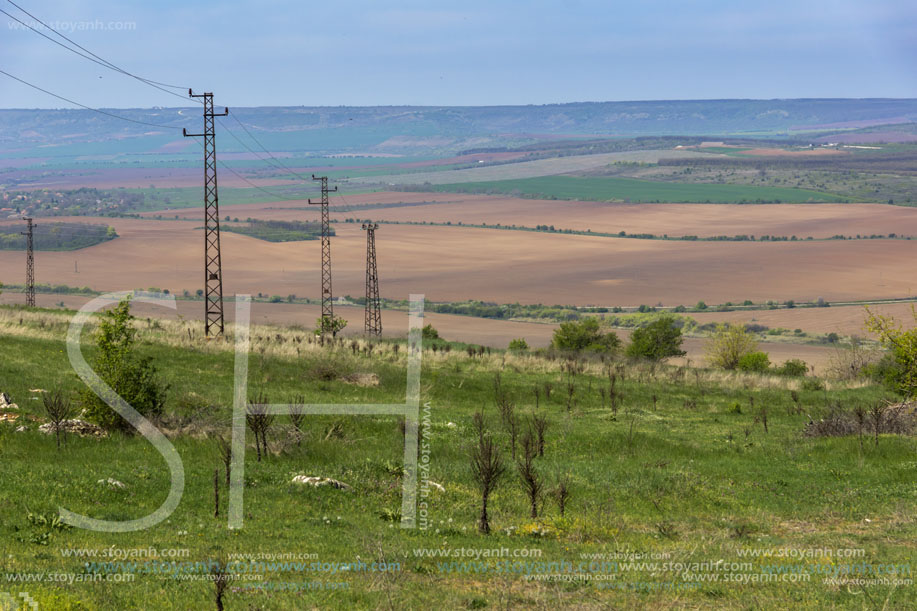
1, 0, 915, 108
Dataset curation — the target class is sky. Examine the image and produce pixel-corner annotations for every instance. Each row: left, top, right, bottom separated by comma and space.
1, 0, 915, 109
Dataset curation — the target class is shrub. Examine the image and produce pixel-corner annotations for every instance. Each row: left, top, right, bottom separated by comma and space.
705, 323, 758, 370
80, 298, 168, 432
626, 316, 686, 361
775, 358, 808, 377
315, 315, 347, 337
800, 377, 825, 391
551, 318, 620, 353
737, 351, 770, 372
421, 324, 439, 340
306, 359, 351, 381
508, 338, 529, 352
695, 301, 708, 310
865, 307, 917, 397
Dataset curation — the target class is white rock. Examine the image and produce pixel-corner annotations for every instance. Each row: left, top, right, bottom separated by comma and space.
446, 422, 457, 429
427, 480, 446, 493
0, 392, 17, 410
98, 478, 126, 489
291, 475, 351, 490
15, 425, 28, 432
38, 419, 107, 438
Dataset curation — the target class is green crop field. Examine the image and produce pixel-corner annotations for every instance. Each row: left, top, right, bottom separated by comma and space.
428, 176, 854, 204
0, 303, 914, 609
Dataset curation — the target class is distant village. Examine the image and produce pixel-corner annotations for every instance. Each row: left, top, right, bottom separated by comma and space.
1, 187, 145, 218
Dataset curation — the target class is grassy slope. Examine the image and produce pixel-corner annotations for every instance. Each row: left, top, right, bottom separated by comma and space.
429, 176, 853, 204
0, 306, 913, 609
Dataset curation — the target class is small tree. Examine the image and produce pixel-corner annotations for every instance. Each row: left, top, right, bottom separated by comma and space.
554, 477, 570, 517
42, 389, 75, 449
470, 410, 505, 534
865, 306, 917, 397
421, 324, 439, 340
626, 316, 686, 361
315, 315, 347, 337
290, 395, 306, 446
246, 392, 274, 462
706, 323, 758, 370
81, 298, 168, 432
552, 318, 620, 353
508, 338, 529, 352
531, 412, 547, 457
517, 431, 542, 519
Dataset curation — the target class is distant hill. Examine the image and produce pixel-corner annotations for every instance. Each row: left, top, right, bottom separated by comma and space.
2, 99, 916, 158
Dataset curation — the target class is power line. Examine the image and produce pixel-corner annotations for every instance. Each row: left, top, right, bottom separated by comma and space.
225, 113, 312, 182
3, 1, 196, 104
219, 123, 298, 175
0, 68, 184, 129
192, 137, 319, 202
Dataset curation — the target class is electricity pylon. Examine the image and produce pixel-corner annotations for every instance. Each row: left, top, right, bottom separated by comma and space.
362, 223, 381, 337
21, 217, 34, 307
308, 175, 337, 335
183, 90, 229, 337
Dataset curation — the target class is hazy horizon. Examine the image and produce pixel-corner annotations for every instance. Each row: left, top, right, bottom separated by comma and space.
3, 96, 917, 113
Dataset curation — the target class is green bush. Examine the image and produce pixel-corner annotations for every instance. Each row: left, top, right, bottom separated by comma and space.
775, 359, 808, 377
80, 298, 168, 432
706, 323, 758, 370
863, 352, 905, 393
800, 377, 826, 391
737, 351, 770, 373
551, 317, 620, 353
508, 338, 529, 352
626, 316, 686, 361
422, 324, 440, 340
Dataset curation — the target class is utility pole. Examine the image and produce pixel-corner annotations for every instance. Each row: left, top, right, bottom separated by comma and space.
308, 175, 337, 335
21, 217, 34, 307
362, 223, 382, 337
183, 90, 229, 337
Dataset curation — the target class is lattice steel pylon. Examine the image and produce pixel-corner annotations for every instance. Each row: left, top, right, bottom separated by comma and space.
183, 90, 229, 337
21, 217, 35, 307
308, 175, 338, 335
362, 223, 382, 337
